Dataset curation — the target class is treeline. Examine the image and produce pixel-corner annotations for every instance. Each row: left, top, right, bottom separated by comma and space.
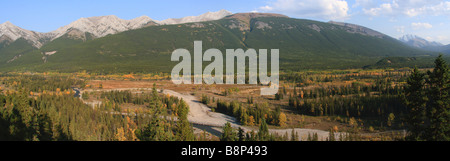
202, 95, 286, 127
288, 82, 403, 99
1, 74, 85, 92
288, 83, 407, 119
100, 90, 134, 104
220, 120, 289, 141
292, 95, 406, 119
281, 70, 408, 86
219, 120, 388, 141
282, 72, 408, 128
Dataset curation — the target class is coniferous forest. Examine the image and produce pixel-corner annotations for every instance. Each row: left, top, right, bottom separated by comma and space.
0, 75, 194, 141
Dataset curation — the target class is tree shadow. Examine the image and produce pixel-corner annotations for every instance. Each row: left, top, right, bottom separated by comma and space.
192, 124, 222, 137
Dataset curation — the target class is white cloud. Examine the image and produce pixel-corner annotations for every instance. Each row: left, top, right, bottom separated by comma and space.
260, 5, 273, 11
353, 0, 376, 8
411, 22, 433, 30
363, 2, 397, 16
436, 35, 448, 42
426, 35, 449, 43
362, 0, 450, 17
395, 26, 405, 33
258, 0, 350, 20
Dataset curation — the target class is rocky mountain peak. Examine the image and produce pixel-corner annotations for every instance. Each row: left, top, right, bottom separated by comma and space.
328, 21, 386, 38
159, 10, 233, 25
0, 21, 44, 48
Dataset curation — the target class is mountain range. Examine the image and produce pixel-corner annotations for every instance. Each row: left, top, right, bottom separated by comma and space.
399, 34, 450, 54
0, 10, 233, 49
399, 34, 443, 48
0, 10, 443, 73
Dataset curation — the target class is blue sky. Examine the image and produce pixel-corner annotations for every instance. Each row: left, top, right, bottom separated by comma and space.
2, 0, 450, 44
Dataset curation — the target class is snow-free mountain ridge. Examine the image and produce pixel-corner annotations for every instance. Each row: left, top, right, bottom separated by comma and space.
49, 15, 156, 41
0, 10, 233, 48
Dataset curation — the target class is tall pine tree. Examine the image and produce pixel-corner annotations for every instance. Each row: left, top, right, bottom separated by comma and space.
425, 55, 450, 141
405, 67, 427, 140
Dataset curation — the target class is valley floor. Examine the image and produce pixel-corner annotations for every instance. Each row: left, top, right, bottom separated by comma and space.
83, 79, 407, 141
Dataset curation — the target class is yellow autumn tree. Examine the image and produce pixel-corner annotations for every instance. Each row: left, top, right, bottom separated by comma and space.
115, 117, 139, 141
332, 126, 339, 132
278, 112, 287, 127
349, 117, 357, 127
125, 116, 139, 141
115, 127, 126, 141
248, 116, 255, 126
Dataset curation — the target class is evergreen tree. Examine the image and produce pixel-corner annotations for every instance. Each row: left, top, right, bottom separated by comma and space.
175, 100, 194, 141
238, 127, 245, 141
275, 93, 281, 100
220, 122, 236, 141
176, 118, 195, 141
257, 119, 270, 141
152, 83, 159, 101
290, 129, 298, 141
328, 129, 336, 141
425, 55, 450, 141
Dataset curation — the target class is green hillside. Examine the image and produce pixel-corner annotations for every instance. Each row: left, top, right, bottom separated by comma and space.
0, 38, 36, 65
0, 14, 438, 73
39, 32, 95, 52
